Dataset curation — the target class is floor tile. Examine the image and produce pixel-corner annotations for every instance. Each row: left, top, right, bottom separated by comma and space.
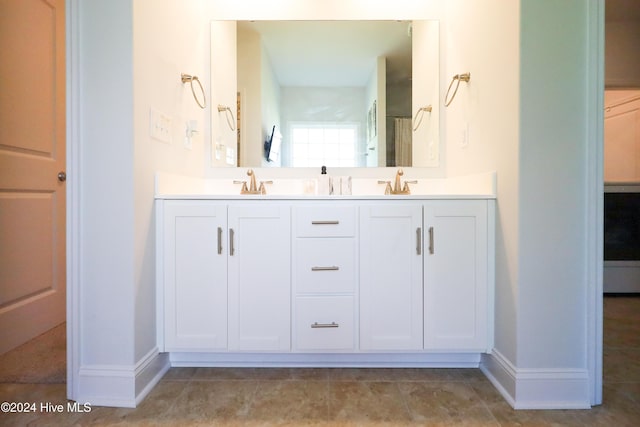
328, 381, 412, 423
603, 347, 640, 382
164, 380, 257, 423
398, 381, 499, 425
247, 380, 329, 423
328, 368, 466, 383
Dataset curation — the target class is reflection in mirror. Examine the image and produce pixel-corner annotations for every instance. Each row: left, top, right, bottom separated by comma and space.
226, 20, 439, 168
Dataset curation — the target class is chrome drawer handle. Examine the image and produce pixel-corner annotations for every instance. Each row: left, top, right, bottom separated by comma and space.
311, 220, 339, 225
311, 322, 339, 328
311, 266, 339, 271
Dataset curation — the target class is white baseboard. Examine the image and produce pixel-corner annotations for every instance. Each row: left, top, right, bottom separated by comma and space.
169, 352, 482, 367
480, 350, 591, 410
76, 348, 169, 408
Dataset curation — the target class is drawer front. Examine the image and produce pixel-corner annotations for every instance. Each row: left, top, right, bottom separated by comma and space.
295, 238, 356, 294
295, 296, 354, 351
294, 205, 356, 237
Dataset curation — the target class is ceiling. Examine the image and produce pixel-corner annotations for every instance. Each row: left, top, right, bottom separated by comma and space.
237, 20, 413, 88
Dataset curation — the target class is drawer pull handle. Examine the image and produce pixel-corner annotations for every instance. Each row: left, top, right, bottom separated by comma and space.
416, 227, 421, 255
217, 227, 223, 254
311, 220, 339, 225
229, 228, 235, 256
311, 266, 340, 271
311, 322, 339, 328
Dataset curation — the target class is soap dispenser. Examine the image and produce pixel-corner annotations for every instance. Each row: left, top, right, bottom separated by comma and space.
317, 165, 332, 195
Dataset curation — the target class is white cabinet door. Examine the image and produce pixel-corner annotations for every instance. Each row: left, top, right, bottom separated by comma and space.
360, 204, 423, 350
163, 201, 228, 351
228, 204, 291, 351
423, 200, 488, 351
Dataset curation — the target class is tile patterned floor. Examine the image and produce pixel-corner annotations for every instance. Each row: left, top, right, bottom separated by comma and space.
1, 296, 639, 426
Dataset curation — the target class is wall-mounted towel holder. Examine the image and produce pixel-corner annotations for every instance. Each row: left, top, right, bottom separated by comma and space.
181, 73, 206, 109
444, 72, 471, 107
412, 105, 432, 131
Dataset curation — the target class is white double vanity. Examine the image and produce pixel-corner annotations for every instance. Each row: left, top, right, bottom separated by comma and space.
155, 171, 496, 368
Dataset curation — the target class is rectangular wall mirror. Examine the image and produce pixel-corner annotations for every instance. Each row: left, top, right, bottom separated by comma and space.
210, 20, 439, 168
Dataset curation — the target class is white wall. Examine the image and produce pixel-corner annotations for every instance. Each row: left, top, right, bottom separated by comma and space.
442, 0, 520, 366
411, 19, 440, 168
210, 20, 238, 167
79, 0, 135, 368
518, 0, 589, 369
205, 0, 441, 21
132, 0, 214, 364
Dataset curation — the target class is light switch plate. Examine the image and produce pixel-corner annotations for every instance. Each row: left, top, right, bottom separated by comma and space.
149, 108, 172, 144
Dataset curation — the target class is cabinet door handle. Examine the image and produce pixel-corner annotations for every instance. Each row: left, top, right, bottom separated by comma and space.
311, 266, 339, 271
416, 227, 422, 255
428, 226, 434, 254
217, 227, 223, 254
311, 322, 339, 328
311, 220, 339, 225
229, 228, 235, 256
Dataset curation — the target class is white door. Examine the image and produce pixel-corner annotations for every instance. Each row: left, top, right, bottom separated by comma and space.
360, 204, 423, 350
228, 204, 291, 351
423, 200, 488, 351
162, 201, 228, 351
0, 0, 66, 354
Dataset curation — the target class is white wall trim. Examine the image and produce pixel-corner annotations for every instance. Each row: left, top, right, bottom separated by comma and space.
585, 0, 605, 406
76, 348, 169, 408
481, 350, 591, 410
168, 352, 482, 367
135, 348, 170, 406
480, 351, 517, 406
65, 0, 81, 402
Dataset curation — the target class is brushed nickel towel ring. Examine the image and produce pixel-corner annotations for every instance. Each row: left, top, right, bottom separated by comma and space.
444, 72, 471, 107
181, 73, 206, 109
412, 105, 432, 131
218, 105, 236, 131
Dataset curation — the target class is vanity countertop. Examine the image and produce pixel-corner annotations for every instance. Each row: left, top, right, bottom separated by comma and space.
155, 193, 496, 200
154, 171, 497, 200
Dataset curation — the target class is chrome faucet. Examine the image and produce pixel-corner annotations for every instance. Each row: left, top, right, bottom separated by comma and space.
234, 169, 273, 195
